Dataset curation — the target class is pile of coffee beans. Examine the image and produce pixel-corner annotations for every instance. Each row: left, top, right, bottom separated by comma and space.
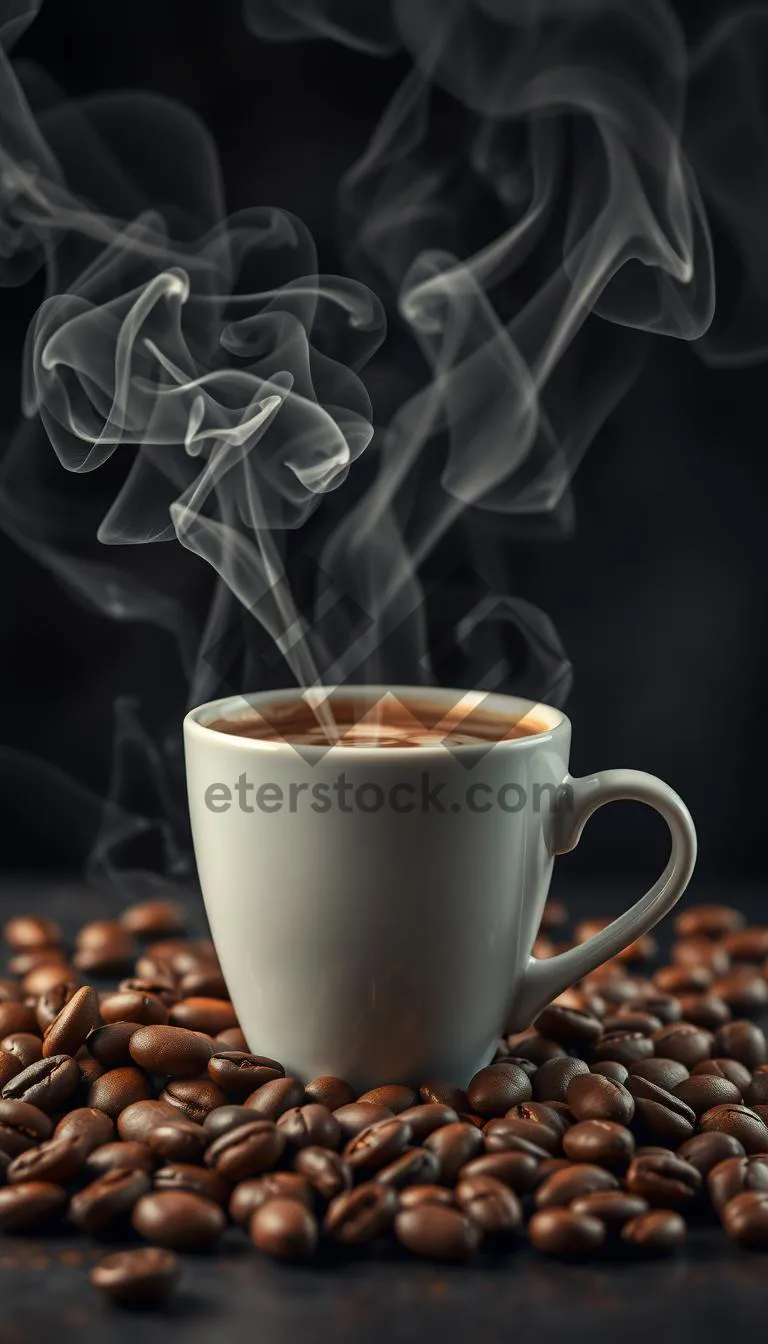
2, 899, 768, 1305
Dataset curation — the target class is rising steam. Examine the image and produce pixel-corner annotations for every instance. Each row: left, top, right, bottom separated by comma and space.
0, 0, 766, 883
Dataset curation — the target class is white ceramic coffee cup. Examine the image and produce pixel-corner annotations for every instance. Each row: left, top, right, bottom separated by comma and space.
183, 685, 696, 1090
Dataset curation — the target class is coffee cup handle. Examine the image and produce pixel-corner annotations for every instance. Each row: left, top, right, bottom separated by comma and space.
509, 769, 697, 1029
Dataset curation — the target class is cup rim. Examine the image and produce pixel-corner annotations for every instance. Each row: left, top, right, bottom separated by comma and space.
183, 685, 570, 758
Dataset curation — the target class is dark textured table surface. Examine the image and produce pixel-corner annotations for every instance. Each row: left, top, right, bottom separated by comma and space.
0, 877, 766, 1344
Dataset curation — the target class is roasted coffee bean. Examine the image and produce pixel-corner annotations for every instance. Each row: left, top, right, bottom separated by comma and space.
464, 1062, 532, 1118
70, 1167, 152, 1234
2, 1054, 79, 1113
250, 1197, 318, 1260
711, 968, 768, 1014
0, 1003, 38, 1037
691, 1058, 752, 1090
505, 1101, 568, 1140
563, 1120, 635, 1168
343, 1116, 411, 1173
161, 1079, 228, 1124
395, 1203, 481, 1260
590, 1032, 654, 1067
419, 1080, 469, 1110
677, 1131, 745, 1176
424, 1121, 484, 1182
621, 1209, 686, 1254
534, 1005, 603, 1047
75, 921, 136, 975
245, 1077, 305, 1120
179, 970, 229, 999
672, 937, 731, 975
633, 993, 683, 1026
626, 1077, 696, 1142
654, 965, 712, 995
278, 1104, 341, 1152
0, 1098, 52, 1157
674, 996, 731, 1030
532, 1056, 589, 1103
325, 1182, 399, 1244
721, 1191, 768, 1246
128, 1024, 214, 1078
651, 1023, 713, 1068
675, 904, 743, 939
77, 1055, 104, 1088
567, 1073, 635, 1124
303, 1076, 355, 1111
155, 1162, 230, 1207
0, 1050, 22, 1088
377, 1147, 441, 1190
230, 1173, 314, 1225
90, 1247, 180, 1305
41, 986, 101, 1060
120, 900, 186, 938
203, 1104, 257, 1140
399, 1185, 455, 1209
88, 1067, 152, 1119
674, 1074, 742, 1117
23, 963, 79, 997
455, 1174, 522, 1235
99, 991, 168, 1027
8, 951, 65, 980
1, 1034, 43, 1068
356, 1084, 417, 1113
35, 983, 81, 1034
508, 1036, 566, 1066
206, 1119, 285, 1180
505, 1057, 539, 1079
169, 997, 237, 1034
0, 1180, 67, 1230
459, 1151, 540, 1194
144, 938, 218, 978
707, 1155, 768, 1214
214, 1028, 249, 1052
625, 1153, 702, 1206
589, 1061, 630, 1084
117, 1099, 180, 1143
482, 1120, 552, 1160
7, 1134, 85, 1185
699, 1103, 768, 1154
714, 1020, 768, 1069
629, 1058, 690, 1089
208, 1052, 283, 1096
120, 975, 178, 1005
534, 1163, 619, 1209
396, 1103, 458, 1142
724, 927, 768, 961
132, 1189, 226, 1249
744, 1070, 768, 1107
3, 916, 63, 950
86, 1141, 155, 1177
528, 1207, 606, 1256
85, 1022, 142, 1069
491, 1114, 560, 1155
605, 1012, 663, 1036
571, 1190, 649, 1231
294, 1146, 352, 1200
147, 1121, 207, 1163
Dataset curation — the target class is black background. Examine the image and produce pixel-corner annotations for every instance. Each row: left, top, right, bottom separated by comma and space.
0, 0, 765, 888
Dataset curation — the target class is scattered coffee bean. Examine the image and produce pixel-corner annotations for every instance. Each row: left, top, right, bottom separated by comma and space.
128, 1024, 214, 1077
230, 1172, 313, 1225
250, 1197, 318, 1260
454, 1174, 523, 1235
691, 1058, 752, 1091
532, 1056, 589, 1103
570, 1190, 649, 1231
294, 1146, 352, 1200
567, 1073, 635, 1124
86, 1022, 142, 1068
397, 1103, 458, 1142
465, 1062, 532, 1118
562, 1120, 635, 1168
394, 1203, 481, 1260
699, 1103, 768, 1154
205, 1119, 285, 1180
674, 904, 743, 939
677, 1131, 745, 1176
90, 1246, 180, 1305
357, 1084, 417, 1112
325, 1182, 398, 1244
132, 1189, 226, 1249
721, 1190, 768, 1246
88, 1067, 153, 1118
246, 1077, 305, 1120
278, 1104, 341, 1152
625, 1153, 702, 1206
528, 1207, 606, 1256
208, 1052, 284, 1096
169, 997, 237, 1034
674, 1074, 743, 1117
707, 1155, 768, 1215
589, 1061, 629, 1084
713, 1021, 767, 1069
303, 1076, 355, 1110
147, 1121, 207, 1163
7, 1134, 85, 1185
534, 1164, 619, 1209
534, 1004, 603, 1047
621, 1209, 686, 1254
86, 1140, 155, 1177
0, 1180, 67, 1230
70, 1167, 152, 1234
652, 1023, 713, 1068
42, 985, 101, 1058
629, 1058, 690, 1089
459, 1151, 540, 1193
2, 1055, 79, 1113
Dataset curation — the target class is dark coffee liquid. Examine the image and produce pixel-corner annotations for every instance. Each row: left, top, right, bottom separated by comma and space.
207, 696, 547, 747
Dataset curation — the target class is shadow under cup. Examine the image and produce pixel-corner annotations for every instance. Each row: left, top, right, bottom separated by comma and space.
183, 686, 570, 1090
